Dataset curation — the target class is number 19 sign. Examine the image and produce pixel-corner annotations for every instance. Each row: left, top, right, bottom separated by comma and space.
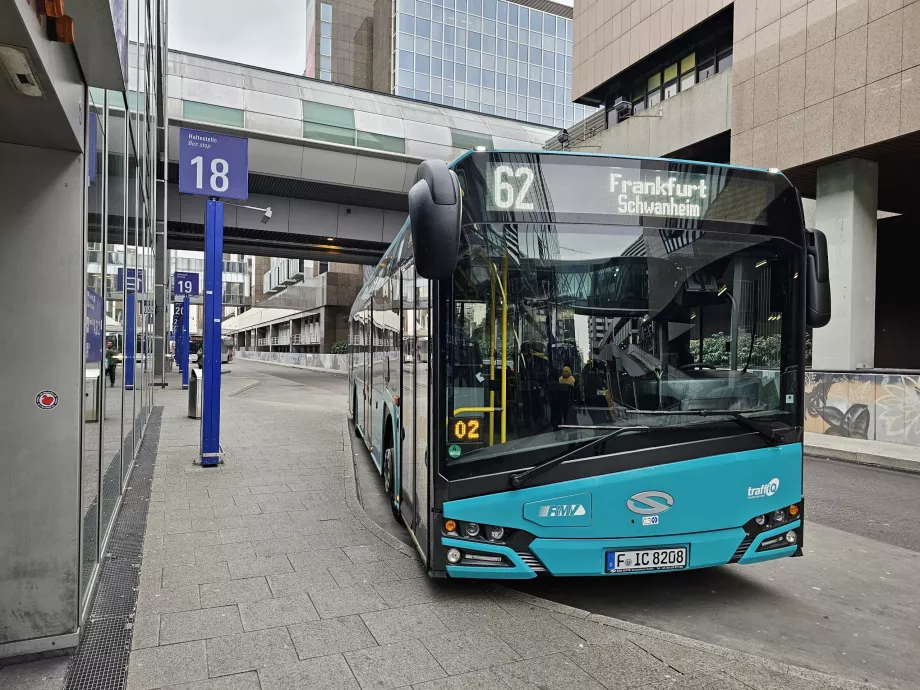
178, 128, 248, 200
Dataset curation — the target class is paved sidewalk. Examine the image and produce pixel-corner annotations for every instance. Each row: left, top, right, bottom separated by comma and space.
123, 369, 879, 690
805, 433, 920, 473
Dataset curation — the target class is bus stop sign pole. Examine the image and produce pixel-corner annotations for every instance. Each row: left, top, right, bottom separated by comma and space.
177, 127, 248, 468
181, 296, 190, 390
201, 199, 223, 467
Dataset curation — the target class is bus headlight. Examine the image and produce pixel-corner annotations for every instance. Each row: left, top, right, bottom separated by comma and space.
464, 522, 481, 538
754, 514, 767, 526
446, 548, 462, 564
785, 531, 798, 544
488, 526, 505, 541
773, 509, 787, 524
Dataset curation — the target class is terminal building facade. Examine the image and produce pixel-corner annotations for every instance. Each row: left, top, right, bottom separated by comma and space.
1, 0, 167, 659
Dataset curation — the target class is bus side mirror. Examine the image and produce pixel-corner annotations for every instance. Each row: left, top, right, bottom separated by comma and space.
805, 228, 831, 328
409, 159, 461, 281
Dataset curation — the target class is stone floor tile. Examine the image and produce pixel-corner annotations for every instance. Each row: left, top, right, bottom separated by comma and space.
227, 555, 293, 580
131, 614, 161, 650
328, 562, 402, 588
219, 527, 271, 545
161, 670, 261, 689
381, 556, 425, 580
199, 577, 272, 609
135, 584, 200, 616
566, 642, 676, 690
372, 578, 444, 609
287, 547, 354, 571
238, 593, 319, 631
288, 615, 378, 659
194, 542, 256, 565
250, 536, 314, 557
641, 671, 750, 690
310, 584, 389, 619
411, 669, 513, 690
627, 635, 728, 676
163, 531, 222, 549
266, 570, 340, 598
420, 628, 520, 675
345, 640, 446, 690
494, 654, 606, 690
550, 613, 628, 647
160, 605, 244, 645
259, 654, 360, 690
205, 627, 298, 677
360, 604, 448, 645
127, 640, 209, 690
163, 562, 231, 590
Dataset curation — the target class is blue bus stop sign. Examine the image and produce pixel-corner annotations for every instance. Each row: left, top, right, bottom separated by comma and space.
178, 128, 249, 200
174, 271, 200, 296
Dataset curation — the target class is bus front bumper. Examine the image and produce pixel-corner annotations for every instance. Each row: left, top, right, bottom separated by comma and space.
443, 520, 801, 579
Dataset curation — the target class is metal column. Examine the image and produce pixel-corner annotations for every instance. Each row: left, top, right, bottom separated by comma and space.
125, 290, 136, 390
201, 199, 223, 466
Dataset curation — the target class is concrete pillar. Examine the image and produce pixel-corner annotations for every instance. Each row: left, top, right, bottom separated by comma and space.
812, 159, 878, 370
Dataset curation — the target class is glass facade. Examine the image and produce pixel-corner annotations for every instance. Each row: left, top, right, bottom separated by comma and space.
392, 0, 596, 128
80, 0, 164, 620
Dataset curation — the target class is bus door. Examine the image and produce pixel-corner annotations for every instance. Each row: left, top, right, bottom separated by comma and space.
399, 264, 416, 528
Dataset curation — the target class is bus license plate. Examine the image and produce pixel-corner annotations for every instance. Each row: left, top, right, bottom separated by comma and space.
606, 547, 687, 573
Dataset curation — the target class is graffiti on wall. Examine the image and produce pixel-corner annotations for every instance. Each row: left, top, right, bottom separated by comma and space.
805, 372, 920, 447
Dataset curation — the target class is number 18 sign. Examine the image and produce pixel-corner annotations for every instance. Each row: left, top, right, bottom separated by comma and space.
178, 128, 249, 200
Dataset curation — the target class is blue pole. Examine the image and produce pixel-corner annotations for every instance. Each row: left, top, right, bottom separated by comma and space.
201, 199, 223, 466
125, 290, 135, 390
181, 296, 190, 390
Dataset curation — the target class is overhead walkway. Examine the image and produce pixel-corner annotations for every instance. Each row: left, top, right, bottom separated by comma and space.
163, 50, 557, 262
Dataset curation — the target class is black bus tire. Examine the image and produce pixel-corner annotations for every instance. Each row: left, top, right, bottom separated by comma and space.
383, 425, 402, 524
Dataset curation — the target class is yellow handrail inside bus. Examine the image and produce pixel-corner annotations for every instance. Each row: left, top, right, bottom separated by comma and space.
453, 407, 503, 415
489, 267, 496, 446
501, 250, 508, 444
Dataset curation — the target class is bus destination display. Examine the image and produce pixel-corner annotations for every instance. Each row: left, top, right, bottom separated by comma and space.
484, 159, 775, 225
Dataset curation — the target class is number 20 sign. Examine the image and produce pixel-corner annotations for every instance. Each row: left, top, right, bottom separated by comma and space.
178, 128, 249, 201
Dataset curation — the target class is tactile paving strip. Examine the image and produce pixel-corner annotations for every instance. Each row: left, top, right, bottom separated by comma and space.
64, 407, 162, 690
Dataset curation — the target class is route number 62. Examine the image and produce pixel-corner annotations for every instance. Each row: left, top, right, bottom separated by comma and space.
493, 165, 535, 211
191, 156, 230, 193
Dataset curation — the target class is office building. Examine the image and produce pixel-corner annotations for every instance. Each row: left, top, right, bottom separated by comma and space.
1, 0, 167, 659
559, 0, 920, 373
305, 0, 598, 129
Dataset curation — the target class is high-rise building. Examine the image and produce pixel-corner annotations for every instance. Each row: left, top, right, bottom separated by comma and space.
305, 0, 597, 129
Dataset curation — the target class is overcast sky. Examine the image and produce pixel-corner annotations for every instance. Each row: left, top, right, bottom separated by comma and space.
168, 0, 572, 74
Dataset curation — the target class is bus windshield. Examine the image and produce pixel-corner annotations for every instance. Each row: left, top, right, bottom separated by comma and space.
445, 221, 803, 472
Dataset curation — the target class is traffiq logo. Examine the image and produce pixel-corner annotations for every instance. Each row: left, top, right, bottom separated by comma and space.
748, 478, 780, 498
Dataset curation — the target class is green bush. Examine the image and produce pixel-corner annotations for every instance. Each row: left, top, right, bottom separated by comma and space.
330, 340, 348, 355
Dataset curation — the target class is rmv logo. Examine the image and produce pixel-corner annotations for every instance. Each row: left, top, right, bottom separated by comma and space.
748, 478, 780, 498
538, 504, 587, 518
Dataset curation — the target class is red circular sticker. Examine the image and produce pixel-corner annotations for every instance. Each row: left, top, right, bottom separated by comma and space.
36, 391, 58, 410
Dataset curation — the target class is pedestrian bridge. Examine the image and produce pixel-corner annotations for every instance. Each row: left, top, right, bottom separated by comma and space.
163, 50, 556, 262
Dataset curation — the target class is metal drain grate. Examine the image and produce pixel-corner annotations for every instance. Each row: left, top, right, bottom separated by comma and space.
64, 407, 163, 690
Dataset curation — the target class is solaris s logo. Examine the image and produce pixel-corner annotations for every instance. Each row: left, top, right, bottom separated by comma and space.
626, 491, 674, 515
748, 478, 780, 498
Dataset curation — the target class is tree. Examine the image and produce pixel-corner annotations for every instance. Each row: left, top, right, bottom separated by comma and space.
330, 340, 348, 354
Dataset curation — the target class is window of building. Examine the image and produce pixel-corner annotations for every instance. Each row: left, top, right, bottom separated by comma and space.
680, 53, 696, 91
698, 57, 715, 82
717, 48, 733, 72
182, 100, 244, 127
663, 62, 678, 99
303, 102, 355, 146
319, 3, 332, 81
451, 128, 493, 150
646, 73, 661, 108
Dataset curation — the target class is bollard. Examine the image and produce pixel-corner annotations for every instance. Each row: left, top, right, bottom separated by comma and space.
188, 368, 203, 419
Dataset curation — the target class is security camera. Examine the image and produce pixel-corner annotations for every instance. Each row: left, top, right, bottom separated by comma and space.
261, 207, 272, 224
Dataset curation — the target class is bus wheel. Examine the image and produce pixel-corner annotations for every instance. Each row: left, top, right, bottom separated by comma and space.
383, 446, 401, 524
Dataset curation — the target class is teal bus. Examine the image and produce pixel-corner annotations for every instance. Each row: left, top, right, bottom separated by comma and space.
348, 151, 831, 579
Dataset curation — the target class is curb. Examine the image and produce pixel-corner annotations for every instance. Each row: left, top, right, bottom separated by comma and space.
805, 445, 920, 474
340, 420, 879, 690
226, 380, 261, 397
341, 417, 420, 562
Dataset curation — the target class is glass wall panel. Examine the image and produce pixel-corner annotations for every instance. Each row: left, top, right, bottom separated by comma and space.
104, 92, 128, 533
81, 87, 105, 609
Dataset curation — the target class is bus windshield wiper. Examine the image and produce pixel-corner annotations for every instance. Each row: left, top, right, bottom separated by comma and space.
631, 409, 800, 445
509, 426, 649, 489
